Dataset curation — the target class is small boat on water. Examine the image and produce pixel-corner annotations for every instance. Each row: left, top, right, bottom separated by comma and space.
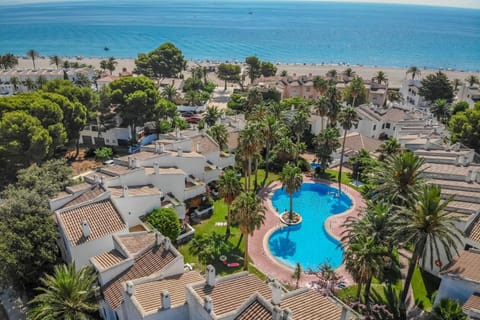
104, 47, 109, 51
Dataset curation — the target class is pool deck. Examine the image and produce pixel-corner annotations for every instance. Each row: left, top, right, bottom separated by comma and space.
249, 174, 366, 288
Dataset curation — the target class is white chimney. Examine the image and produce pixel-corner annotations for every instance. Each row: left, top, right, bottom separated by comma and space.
156, 232, 163, 246
93, 174, 100, 184
100, 176, 106, 188
126, 281, 135, 296
283, 308, 293, 320
161, 290, 171, 309
128, 156, 133, 168
425, 138, 430, 150
458, 155, 465, 166
273, 306, 283, 320
196, 143, 202, 153
175, 128, 180, 138
123, 185, 128, 197
159, 143, 165, 153
133, 157, 139, 168
204, 295, 213, 313
81, 221, 91, 238
456, 155, 461, 166
206, 265, 216, 287
153, 162, 159, 175
163, 237, 171, 251
466, 170, 473, 182
476, 171, 480, 183
270, 279, 282, 305
155, 142, 160, 153
177, 147, 183, 157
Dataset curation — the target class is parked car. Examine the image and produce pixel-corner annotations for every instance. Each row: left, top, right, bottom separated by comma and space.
185, 115, 203, 123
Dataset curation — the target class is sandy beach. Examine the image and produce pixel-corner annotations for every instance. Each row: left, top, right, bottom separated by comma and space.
15, 56, 480, 89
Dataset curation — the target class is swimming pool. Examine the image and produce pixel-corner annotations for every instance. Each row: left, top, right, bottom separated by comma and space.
268, 183, 352, 270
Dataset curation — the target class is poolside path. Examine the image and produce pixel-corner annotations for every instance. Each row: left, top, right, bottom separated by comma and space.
249, 174, 366, 288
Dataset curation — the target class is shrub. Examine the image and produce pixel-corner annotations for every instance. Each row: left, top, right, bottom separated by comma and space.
146, 208, 181, 241
189, 232, 229, 265
94, 147, 113, 161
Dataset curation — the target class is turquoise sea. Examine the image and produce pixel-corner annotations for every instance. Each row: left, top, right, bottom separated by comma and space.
0, 0, 479, 70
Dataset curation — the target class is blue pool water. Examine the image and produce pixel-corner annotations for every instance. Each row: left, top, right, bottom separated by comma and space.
268, 183, 352, 270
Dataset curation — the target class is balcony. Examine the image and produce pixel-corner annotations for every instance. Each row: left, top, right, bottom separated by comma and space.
218, 152, 235, 169
184, 175, 206, 200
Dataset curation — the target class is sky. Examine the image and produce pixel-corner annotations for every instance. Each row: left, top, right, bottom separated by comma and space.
1, 0, 480, 9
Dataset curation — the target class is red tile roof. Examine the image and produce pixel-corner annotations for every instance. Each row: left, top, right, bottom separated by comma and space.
463, 292, 480, 312
91, 250, 126, 270
116, 233, 156, 256
235, 299, 272, 320
60, 185, 105, 209
441, 250, 480, 283
281, 290, 342, 320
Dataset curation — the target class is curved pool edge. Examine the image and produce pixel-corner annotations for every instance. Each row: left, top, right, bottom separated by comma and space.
250, 175, 366, 286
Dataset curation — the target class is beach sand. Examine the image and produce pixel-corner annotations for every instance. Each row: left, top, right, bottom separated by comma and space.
15, 56, 480, 88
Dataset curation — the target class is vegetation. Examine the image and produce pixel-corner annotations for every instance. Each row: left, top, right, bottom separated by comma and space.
343, 77, 367, 107
427, 298, 466, 320
406, 66, 421, 80
189, 232, 230, 265
337, 106, 359, 190
448, 103, 480, 152
218, 169, 243, 239
0, 53, 18, 70
27, 49, 39, 69
94, 147, 113, 161
217, 63, 241, 90
314, 127, 340, 174
279, 164, 303, 221
146, 208, 182, 241
134, 42, 186, 78
28, 264, 98, 320
419, 71, 454, 103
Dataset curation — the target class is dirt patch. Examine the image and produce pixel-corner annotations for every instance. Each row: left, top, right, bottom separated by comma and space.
65, 148, 101, 176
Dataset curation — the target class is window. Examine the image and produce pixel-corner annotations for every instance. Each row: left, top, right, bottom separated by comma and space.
381, 124, 385, 129
373, 125, 376, 131
386, 123, 391, 129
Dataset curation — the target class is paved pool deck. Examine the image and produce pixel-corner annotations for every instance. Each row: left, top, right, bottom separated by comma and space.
249, 174, 366, 288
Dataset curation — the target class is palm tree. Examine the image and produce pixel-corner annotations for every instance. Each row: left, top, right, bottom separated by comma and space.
27, 49, 39, 69
337, 106, 359, 191
326, 69, 338, 81
239, 125, 261, 191
345, 76, 365, 107
24, 78, 36, 91
375, 71, 388, 85
315, 96, 330, 131
204, 105, 222, 127
377, 137, 401, 161
99, 59, 108, 73
280, 164, 303, 222
370, 150, 425, 206
207, 124, 228, 149
28, 264, 98, 320
396, 185, 462, 318
406, 66, 421, 80
232, 191, 266, 270
451, 78, 462, 91
260, 115, 283, 186
465, 75, 479, 87
246, 87, 263, 114
431, 99, 449, 122
313, 76, 329, 96
292, 263, 302, 289
428, 298, 467, 320
314, 127, 340, 174
0, 53, 18, 70
218, 169, 243, 239
343, 67, 355, 81
106, 57, 117, 75
290, 110, 309, 144
161, 84, 178, 102
9, 76, 19, 92
50, 55, 62, 69
326, 86, 341, 125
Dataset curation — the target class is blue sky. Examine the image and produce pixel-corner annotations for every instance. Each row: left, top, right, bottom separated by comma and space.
2, 0, 480, 9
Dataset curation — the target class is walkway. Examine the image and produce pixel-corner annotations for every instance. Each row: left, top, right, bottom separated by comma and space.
249, 175, 366, 288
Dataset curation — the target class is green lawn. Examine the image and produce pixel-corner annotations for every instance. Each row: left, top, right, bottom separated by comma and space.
239, 169, 280, 190
411, 265, 440, 311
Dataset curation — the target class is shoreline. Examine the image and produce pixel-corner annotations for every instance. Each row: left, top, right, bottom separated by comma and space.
13, 56, 480, 88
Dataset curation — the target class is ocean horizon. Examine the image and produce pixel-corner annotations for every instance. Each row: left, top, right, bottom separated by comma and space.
1, 0, 479, 71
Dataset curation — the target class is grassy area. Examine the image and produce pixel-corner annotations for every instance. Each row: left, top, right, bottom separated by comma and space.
239, 169, 281, 190
411, 265, 440, 311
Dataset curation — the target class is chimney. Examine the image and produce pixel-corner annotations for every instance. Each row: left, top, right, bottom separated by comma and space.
81, 221, 91, 238
123, 185, 128, 197
126, 281, 135, 296
156, 232, 164, 246
100, 176, 106, 188
128, 156, 133, 168
196, 143, 202, 153
163, 237, 171, 251
133, 157, 139, 168
93, 174, 100, 184
425, 138, 430, 150
159, 143, 165, 153
204, 295, 213, 313
466, 170, 473, 182
175, 128, 180, 138
177, 147, 183, 157
273, 306, 283, 320
206, 265, 216, 287
476, 171, 480, 183
153, 162, 159, 175
456, 155, 461, 166
458, 155, 465, 166
155, 142, 160, 153
161, 290, 171, 309
282, 308, 293, 320
270, 279, 282, 305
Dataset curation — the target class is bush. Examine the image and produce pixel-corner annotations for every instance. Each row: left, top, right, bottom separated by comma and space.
94, 147, 113, 161
297, 157, 311, 172
146, 208, 181, 241
188, 232, 230, 265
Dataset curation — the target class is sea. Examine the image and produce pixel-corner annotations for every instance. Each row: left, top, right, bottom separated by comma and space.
0, 0, 479, 71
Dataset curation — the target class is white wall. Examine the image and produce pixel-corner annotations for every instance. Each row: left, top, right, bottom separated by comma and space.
96, 258, 134, 286
436, 276, 480, 305
113, 195, 161, 227
185, 289, 215, 320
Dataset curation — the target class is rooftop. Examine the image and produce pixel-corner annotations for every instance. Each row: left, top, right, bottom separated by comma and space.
441, 250, 480, 283
338, 132, 382, 153
115, 232, 156, 256
60, 184, 105, 209
57, 200, 126, 246
281, 289, 342, 320
91, 249, 126, 270
463, 292, 480, 313
107, 185, 162, 198
235, 297, 272, 320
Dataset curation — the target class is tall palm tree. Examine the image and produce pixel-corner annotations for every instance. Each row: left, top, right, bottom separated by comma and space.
375, 71, 388, 85
465, 75, 479, 87
0, 53, 18, 70
326, 86, 341, 125
218, 169, 243, 239
396, 185, 463, 318
377, 137, 401, 161
313, 76, 329, 97
451, 78, 462, 91
27, 49, 39, 69
204, 105, 222, 127
246, 87, 263, 114
207, 124, 228, 149
260, 115, 283, 186
99, 59, 108, 73
345, 76, 365, 107
290, 110, 309, 144
431, 99, 449, 122
406, 66, 421, 80
9, 76, 19, 92
315, 96, 330, 131
239, 125, 262, 191
337, 106, 359, 191
232, 191, 266, 270
370, 150, 425, 207
106, 57, 117, 75
292, 263, 302, 289
161, 84, 178, 102
28, 264, 98, 320
314, 127, 340, 173
280, 164, 303, 221
50, 55, 62, 69
326, 69, 338, 81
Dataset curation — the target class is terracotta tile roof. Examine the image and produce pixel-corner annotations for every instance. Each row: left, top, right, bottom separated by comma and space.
235, 299, 271, 320
102, 244, 177, 310
338, 133, 382, 153
91, 250, 126, 270
107, 185, 162, 198
281, 290, 341, 320
467, 216, 480, 244
58, 200, 126, 246
191, 134, 219, 154
463, 292, 480, 312
101, 165, 134, 176
61, 185, 105, 209
192, 273, 272, 316
116, 233, 156, 256
134, 271, 204, 314
441, 250, 480, 283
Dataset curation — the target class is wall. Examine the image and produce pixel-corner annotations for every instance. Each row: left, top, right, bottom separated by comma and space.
112, 195, 161, 227
185, 289, 215, 320
435, 276, 480, 305
96, 258, 134, 286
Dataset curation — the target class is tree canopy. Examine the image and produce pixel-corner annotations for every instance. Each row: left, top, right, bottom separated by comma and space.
146, 208, 181, 241
419, 71, 454, 103
217, 63, 241, 90
449, 106, 480, 152
134, 42, 186, 78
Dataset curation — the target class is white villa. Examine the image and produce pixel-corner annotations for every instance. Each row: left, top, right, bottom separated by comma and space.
399, 78, 428, 108
457, 83, 480, 108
